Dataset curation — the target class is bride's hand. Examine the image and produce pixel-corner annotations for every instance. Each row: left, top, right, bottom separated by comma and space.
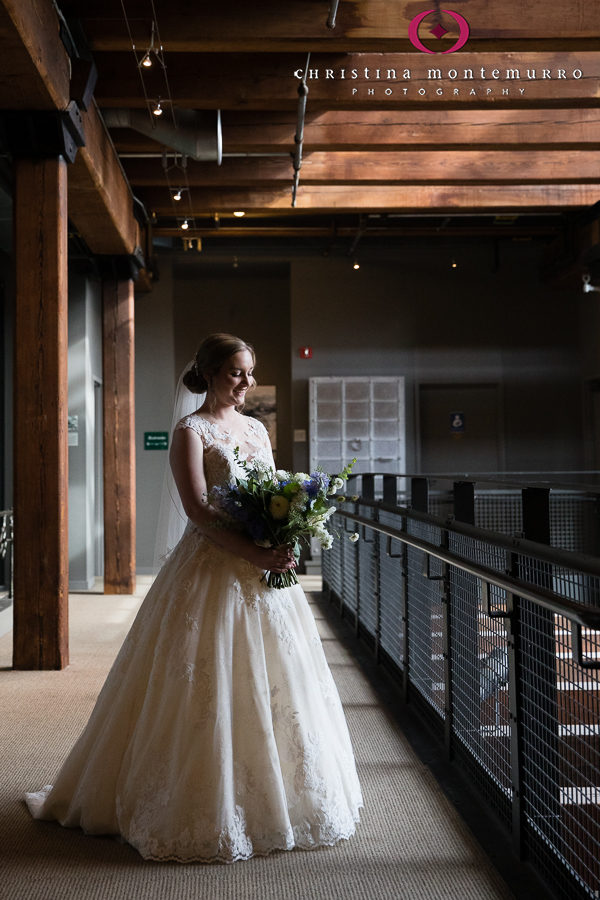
249, 544, 296, 573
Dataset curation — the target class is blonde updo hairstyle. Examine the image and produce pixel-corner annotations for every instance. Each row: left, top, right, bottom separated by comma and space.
183, 333, 256, 410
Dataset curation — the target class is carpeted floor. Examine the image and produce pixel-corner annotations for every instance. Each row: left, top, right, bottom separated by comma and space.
0, 578, 514, 900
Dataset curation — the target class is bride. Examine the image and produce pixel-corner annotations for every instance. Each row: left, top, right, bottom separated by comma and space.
25, 332, 363, 863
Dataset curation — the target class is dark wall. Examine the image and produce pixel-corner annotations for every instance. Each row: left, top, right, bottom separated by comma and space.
172, 258, 292, 467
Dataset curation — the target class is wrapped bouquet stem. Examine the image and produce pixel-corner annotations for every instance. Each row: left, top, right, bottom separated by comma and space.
212, 451, 356, 588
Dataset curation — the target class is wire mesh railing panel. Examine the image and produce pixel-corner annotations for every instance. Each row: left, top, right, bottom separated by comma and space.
448, 535, 513, 826
518, 598, 600, 899
550, 495, 600, 555
322, 489, 600, 899
475, 491, 523, 536
406, 518, 445, 719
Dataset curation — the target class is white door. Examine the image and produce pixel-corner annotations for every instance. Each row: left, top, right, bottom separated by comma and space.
309, 376, 406, 478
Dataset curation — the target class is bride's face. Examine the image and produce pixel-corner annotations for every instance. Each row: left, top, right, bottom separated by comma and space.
211, 350, 255, 409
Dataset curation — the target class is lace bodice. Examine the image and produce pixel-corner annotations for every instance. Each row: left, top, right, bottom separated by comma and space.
174, 412, 275, 493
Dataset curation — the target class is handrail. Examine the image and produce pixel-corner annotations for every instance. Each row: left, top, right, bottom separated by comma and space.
342, 496, 600, 577
334, 507, 600, 629
348, 470, 600, 495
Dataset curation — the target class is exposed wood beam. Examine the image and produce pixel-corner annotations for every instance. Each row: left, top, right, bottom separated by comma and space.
220, 109, 600, 152
69, 101, 140, 255
13, 157, 69, 670
103, 277, 136, 595
0, 0, 70, 108
62, 0, 600, 51
124, 151, 600, 188
112, 109, 600, 155
93, 52, 600, 111
141, 184, 600, 214
155, 224, 562, 240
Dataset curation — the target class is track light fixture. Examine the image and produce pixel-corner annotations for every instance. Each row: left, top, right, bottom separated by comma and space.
173, 189, 182, 201
141, 52, 152, 68
353, 260, 360, 270
153, 100, 163, 117
181, 219, 189, 230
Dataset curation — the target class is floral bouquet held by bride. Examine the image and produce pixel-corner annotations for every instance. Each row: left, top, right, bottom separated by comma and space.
212, 451, 357, 588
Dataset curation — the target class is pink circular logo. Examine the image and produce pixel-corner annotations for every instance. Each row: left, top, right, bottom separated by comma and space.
408, 9, 470, 54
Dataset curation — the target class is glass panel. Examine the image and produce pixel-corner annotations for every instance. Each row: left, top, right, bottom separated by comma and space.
345, 401, 369, 419
316, 421, 341, 440
315, 441, 342, 457
373, 400, 398, 419
316, 402, 341, 420
372, 419, 400, 439
372, 381, 399, 400
344, 420, 369, 439
316, 382, 342, 402
345, 382, 369, 401
346, 439, 369, 458
372, 440, 399, 459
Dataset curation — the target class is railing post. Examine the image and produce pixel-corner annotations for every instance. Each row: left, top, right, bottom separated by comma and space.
362, 473, 375, 500
411, 477, 428, 513
383, 475, 398, 505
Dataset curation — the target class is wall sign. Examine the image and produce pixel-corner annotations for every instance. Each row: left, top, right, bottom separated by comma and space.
450, 412, 465, 433
144, 431, 169, 450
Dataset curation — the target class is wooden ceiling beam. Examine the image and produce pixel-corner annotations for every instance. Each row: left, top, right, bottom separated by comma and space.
139, 184, 600, 214
0, 0, 70, 109
93, 52, 600, 111
123, 150, 600, 188
62, 1, 600, 51
220, 109, 600, 152
69, 101, 140, 255
112, 109, 600, 154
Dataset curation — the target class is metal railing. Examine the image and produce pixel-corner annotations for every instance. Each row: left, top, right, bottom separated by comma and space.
322, 479, 600, 900
0, 508, 13, 600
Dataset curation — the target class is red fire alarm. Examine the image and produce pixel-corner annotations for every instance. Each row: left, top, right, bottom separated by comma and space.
299, 346, 313, 359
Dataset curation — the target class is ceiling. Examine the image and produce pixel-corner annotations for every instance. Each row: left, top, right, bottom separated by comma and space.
6, 1, 600, 264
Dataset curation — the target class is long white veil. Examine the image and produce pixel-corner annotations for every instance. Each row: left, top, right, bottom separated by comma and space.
153, 361, 205, 572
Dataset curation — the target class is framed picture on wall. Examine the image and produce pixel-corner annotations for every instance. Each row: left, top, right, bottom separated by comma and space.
245, 386, 277, 457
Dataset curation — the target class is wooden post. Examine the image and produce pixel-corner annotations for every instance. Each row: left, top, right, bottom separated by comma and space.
102, 276, 136, 594
12, 157, 69, 670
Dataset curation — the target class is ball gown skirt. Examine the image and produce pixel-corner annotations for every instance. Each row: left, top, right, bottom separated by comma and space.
24, 526, 363, 863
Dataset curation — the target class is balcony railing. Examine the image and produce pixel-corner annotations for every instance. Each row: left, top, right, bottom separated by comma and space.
0, 508, 13, 600
322, 478, 600, 900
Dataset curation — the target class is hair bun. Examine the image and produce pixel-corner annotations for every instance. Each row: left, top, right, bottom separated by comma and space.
182, 367, 208, 394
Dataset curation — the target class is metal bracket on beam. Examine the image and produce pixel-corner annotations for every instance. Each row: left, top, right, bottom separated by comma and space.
1, 102, 85, 164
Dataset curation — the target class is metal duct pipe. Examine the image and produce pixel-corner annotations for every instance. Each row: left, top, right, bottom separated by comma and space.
102, 108, 222, 164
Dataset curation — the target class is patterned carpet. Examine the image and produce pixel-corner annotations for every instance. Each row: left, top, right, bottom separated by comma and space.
0, 578, 514, 900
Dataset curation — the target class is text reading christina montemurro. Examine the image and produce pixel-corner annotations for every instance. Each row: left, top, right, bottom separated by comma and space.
293, 66, 584, 82
292, 65, 585, 99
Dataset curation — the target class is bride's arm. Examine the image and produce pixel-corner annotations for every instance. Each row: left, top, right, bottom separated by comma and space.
169, 426, 295, 574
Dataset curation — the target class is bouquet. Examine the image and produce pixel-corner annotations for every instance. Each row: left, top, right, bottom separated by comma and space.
212, 451, 356, 588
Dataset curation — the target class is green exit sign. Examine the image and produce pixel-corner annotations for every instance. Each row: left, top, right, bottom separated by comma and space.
144, 431, 169, 450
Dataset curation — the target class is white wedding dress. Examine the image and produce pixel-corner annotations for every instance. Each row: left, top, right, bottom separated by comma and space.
25, 413, 363, 863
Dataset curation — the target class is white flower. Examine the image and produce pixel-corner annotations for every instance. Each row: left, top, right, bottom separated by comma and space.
295, 472, 310, 482
327, 476, 345, 495
349, 532, 359, 543
275, 469, 289, 480
319, 532, 334, 550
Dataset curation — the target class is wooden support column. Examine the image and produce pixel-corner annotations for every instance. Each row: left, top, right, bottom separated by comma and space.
102, 276, 136, 594
12, 157, 69, 670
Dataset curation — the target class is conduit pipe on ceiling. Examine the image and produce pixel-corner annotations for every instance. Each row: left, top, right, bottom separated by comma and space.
102, 108, 222, 164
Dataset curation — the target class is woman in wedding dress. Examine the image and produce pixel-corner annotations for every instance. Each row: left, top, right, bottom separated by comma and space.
25, 333, 363, 863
